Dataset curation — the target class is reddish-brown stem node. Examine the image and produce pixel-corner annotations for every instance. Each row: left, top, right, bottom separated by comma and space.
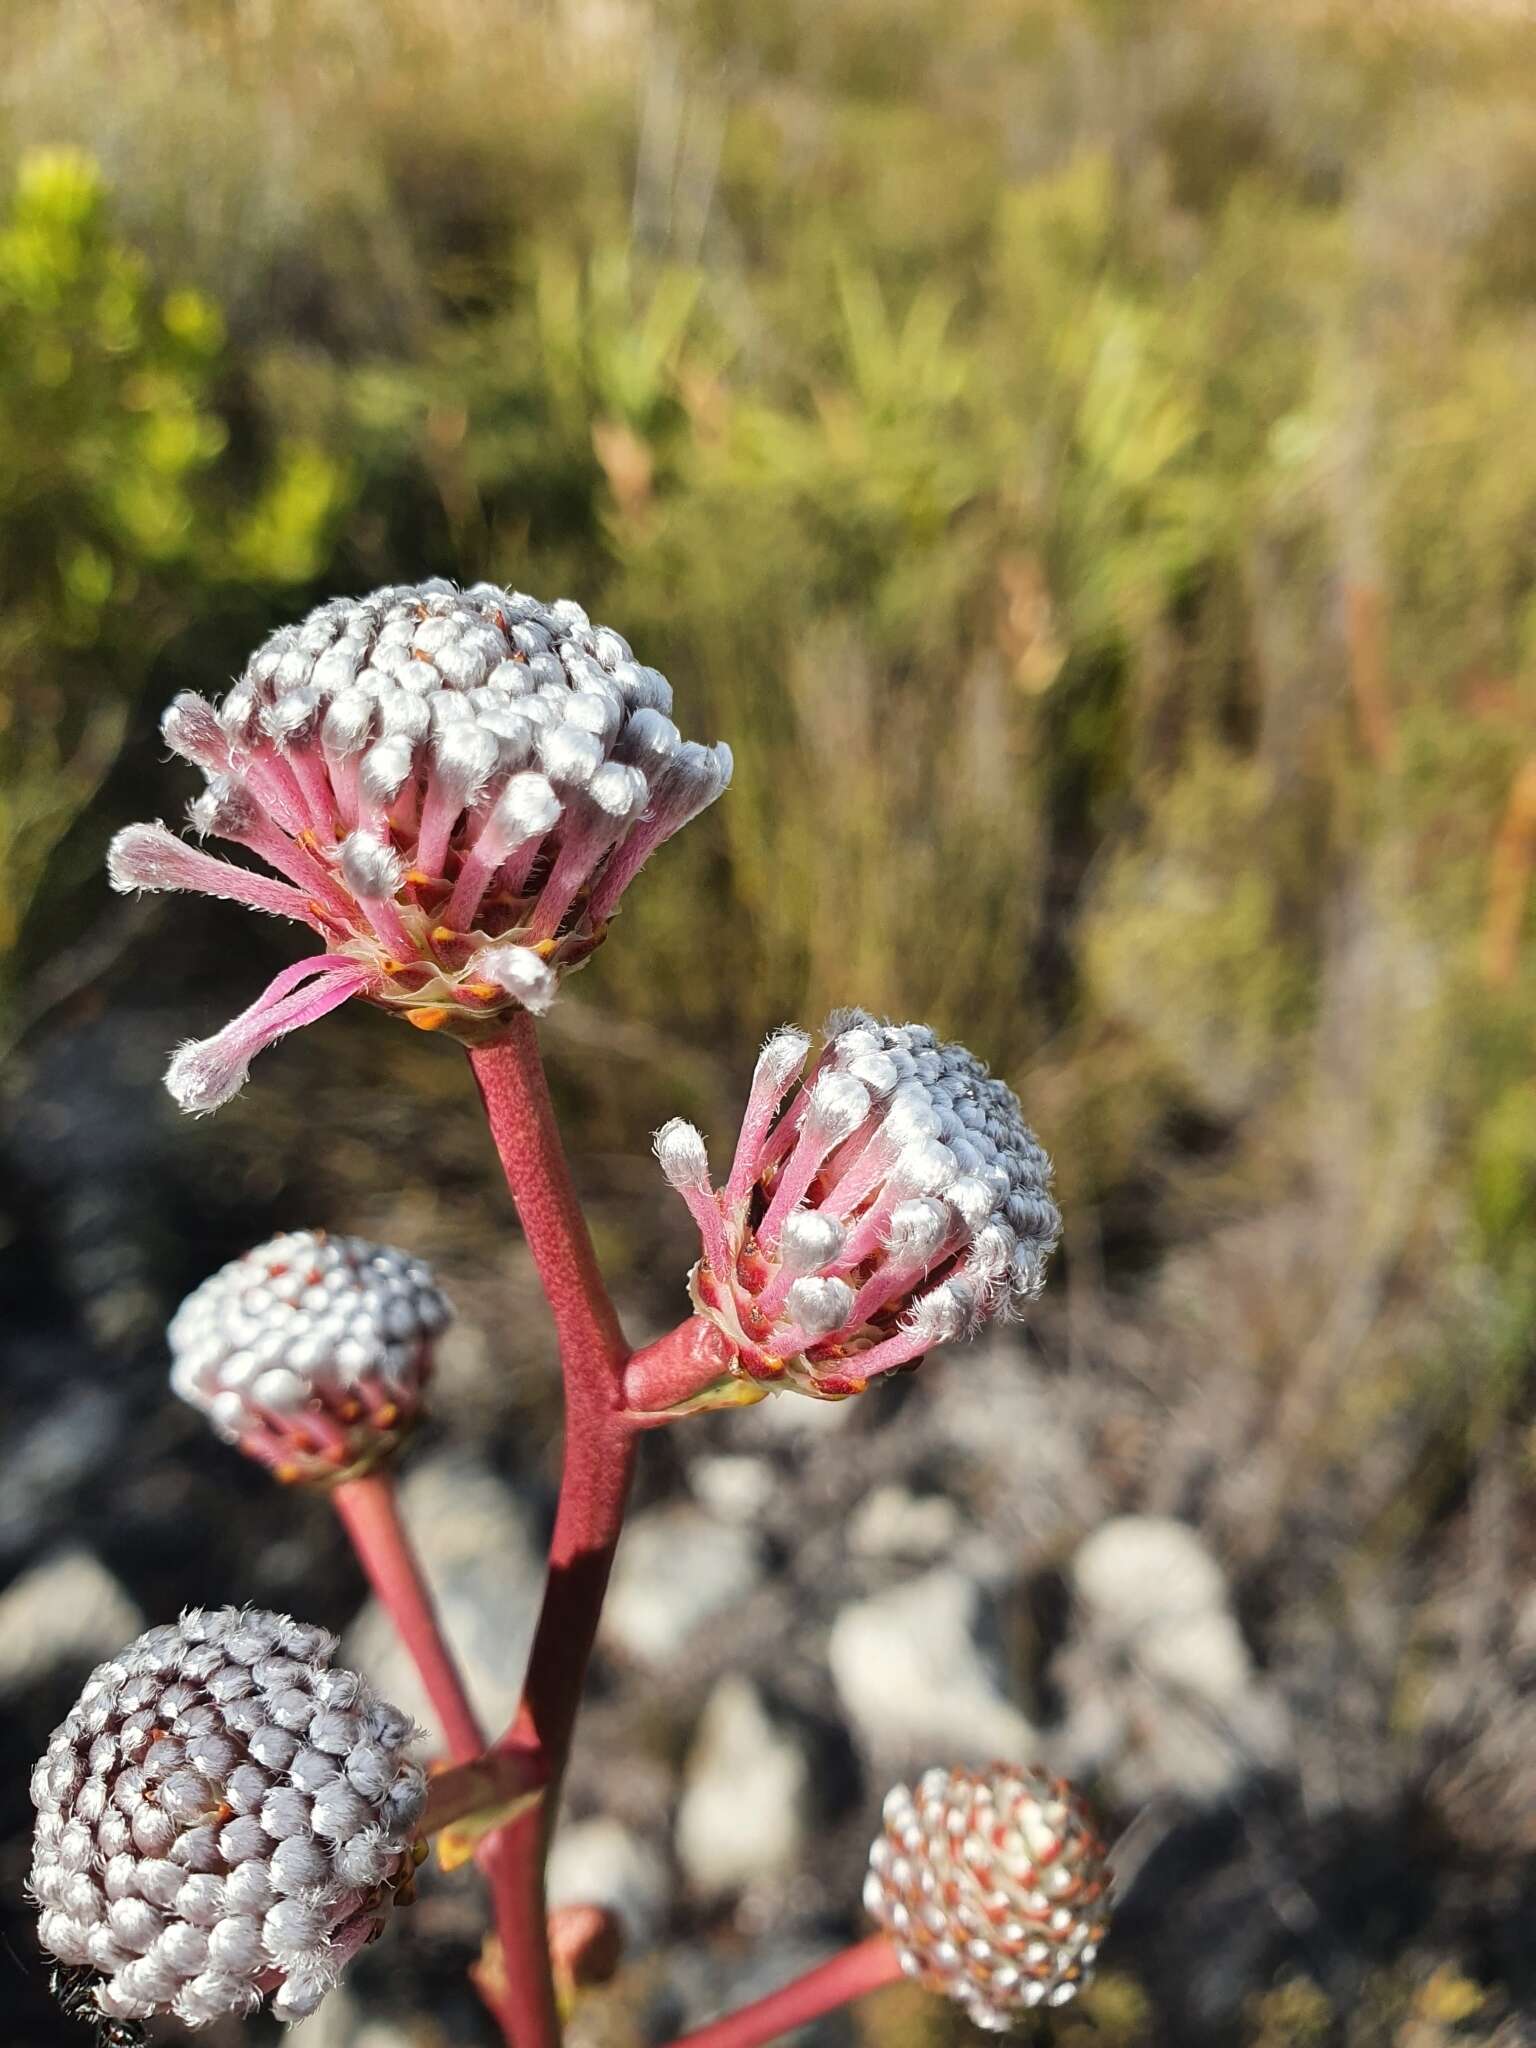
662, 1936, 906, 2048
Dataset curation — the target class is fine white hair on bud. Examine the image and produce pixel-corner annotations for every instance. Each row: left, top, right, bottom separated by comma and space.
430, 722, 500, 803
339, 833, 405, 903
883, 1196, 951, 1264
755, 1027, 813, 1095
778, 1209, 847, 1273
168, 1229, 452, 1483
31, 1607, 426, 2029
807, 1072, 873, 1147
864, 1765, 1111, 2028
494, 770, 563, 842
112, 582, 734, 1095
473, 942, 558, 1016
655, 1013, 1061, 1400
654, 1118, 711, 1191
786, 1275, 856, 1336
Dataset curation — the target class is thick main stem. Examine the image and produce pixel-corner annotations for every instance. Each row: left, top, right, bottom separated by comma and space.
468, 1018, 639, 2048
663, 1937, 905, 2048
331, 1471, 486, 1765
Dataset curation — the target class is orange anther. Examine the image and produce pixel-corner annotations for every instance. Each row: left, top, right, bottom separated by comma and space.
404, 1006, 452, 1031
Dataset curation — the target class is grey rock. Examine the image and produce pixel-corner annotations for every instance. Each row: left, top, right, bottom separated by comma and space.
0, 1547, 143, 1697
827, 1567, 1034, 1764
675, 1675, 812, 1898
343, 1453, 541, 1748
547, 1816, 672, 1948
602, 1505, 764, 1667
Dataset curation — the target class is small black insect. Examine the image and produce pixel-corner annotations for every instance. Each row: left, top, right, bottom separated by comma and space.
50, 1966, 148, 2047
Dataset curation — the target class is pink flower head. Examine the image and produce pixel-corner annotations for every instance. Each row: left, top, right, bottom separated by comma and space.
653, 1012, 1060, 1399
168, 1230, 451, 1485
108, 582, 732, 1112
864, 1765, 1111, 2026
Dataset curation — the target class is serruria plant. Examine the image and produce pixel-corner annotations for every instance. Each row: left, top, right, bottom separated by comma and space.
37, 580, 1113, 2045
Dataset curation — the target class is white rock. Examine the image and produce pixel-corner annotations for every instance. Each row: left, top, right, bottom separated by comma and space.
1072, 1516, 1229, 1634
0, 1548, 143, 1698
343, 1453, 541, 1747
690, 1455, 777, 1523
676, 1675, 812, 1897
547, 1816, 672, 1948
848, 1485, 962, 1561
828, 1568, 1034, 1763
602, 1505, 764, 1666
1058, 1516, 1291, 1803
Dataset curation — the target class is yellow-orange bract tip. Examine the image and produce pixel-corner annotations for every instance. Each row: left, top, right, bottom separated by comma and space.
403, 869, 432, 886
404, 1006, 453, 1031
430, 925, 458, 945
533, 938, 559, 959
464, 982, 500, 1000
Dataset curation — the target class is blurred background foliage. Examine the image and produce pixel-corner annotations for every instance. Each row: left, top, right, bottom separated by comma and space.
9, 0, 1536, 1445
8, 0, 1536, 2036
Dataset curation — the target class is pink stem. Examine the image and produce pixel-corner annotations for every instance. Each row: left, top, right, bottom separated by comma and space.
331, 1473, 486, 1765
662, 1937, 905, 2048
468, 1016, 638, 2048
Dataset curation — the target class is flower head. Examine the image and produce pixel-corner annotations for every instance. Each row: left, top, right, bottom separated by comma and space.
653, 1012, 1060, 1398
108, 582, 732, 1111
864, 1765, 1111, 2028
30, 1606, 426, 2029
168, 1230, 451, 1484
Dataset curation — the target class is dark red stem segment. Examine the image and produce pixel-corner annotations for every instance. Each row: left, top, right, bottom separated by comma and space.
331, 1471, 485, 1765
662, 1937, 906, 2048
469, 1012, 629, 1377
467, 1019, 640, 2048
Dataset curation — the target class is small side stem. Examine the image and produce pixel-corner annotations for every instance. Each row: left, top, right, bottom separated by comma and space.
331, 1471, 485, 1765
662, 1937, 906, 2048
622, 1313, 741, 1416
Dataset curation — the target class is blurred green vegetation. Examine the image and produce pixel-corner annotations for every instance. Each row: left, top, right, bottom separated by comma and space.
9, 0, 1536, 1589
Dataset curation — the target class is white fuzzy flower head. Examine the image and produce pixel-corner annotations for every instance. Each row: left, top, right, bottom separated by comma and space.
864, 1765, 1111, 2029
654, 1013, 1061, 1398
109, 582, 732, 1111
168, 1231, 451, 1484
30, 1607, 426, 2030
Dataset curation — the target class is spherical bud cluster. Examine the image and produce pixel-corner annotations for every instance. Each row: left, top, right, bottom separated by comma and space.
864, 1766, 1111, 2028
30, 1607, 426, 2029
168, 1231, 452, 1484
107, 581, 732, 1112
653, 1012, 1060, 1398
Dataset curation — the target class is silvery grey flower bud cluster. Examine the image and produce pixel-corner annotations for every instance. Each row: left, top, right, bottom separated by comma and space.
655, 1011, 1060, 1397
30, 1607, 426, 2028
864, 1766, 1111, 2028
168, 1230, 452, 1483
107, 580, 732, 1111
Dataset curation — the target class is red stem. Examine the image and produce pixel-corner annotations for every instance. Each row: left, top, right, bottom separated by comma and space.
663, 1937, 905, 2048
467, 1017, 640, 2048
331, 1471, 486, 1765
